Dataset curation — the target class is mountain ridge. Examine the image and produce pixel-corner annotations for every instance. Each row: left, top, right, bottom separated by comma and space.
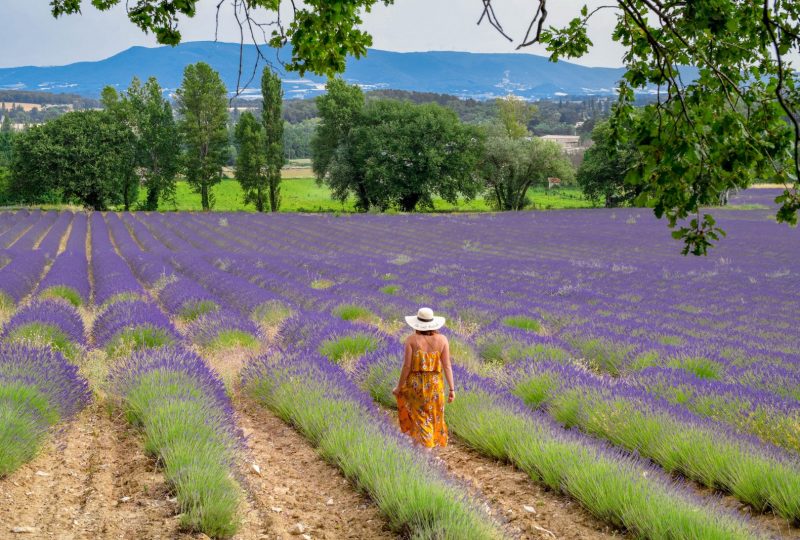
0, 41, 633, 100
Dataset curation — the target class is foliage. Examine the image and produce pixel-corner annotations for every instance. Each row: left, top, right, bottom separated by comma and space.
284, 90, 610, 130
577, 119, 642, 208
103, 77, 180, 210
496, 95, 535, 138
0, 130, 12, 203
261, 68, 284, 211
480, 135, 575, 210
101, 85, 140, 210
234, 112, 268, 211
9, 110, 135, 209
312, 78, 365, 184
494, 0, 800, 253
175, 62, 230, 211
322, 93, 484, 212
283, 118, 318, 158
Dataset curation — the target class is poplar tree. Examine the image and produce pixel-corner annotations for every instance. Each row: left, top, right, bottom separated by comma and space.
261, 68, 284, 212
234, 112, 267, 212
175, 62, 229, 211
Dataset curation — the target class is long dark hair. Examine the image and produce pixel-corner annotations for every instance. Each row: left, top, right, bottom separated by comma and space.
415, 329, 438, 336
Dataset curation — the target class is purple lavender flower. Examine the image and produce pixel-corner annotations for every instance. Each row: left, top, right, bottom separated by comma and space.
38, 251, 91, 306
93, 299, 178, 352
160, 277, 220, 320
90, 213, 144, 306
0, 251, 49, 303
0, 343, 91, 419
186, 311, 260, 348
2, 298, 86, 347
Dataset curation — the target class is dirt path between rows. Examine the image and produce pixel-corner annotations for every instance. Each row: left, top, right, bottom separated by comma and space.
372, 403, 622, 540
437, 440, 623, 539
200, 345, 395, 540
234, 395, 395, 540
0, 402, 192, 540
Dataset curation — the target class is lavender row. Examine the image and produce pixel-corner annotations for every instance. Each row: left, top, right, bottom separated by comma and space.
629, 366, 800, 454
508, 360, 800, 521
90, 213, 144, 306
242, 351, 503, 539
0, 250, 48, 305
268, 308, 764, 538
109, 346, 242, 536
0, 344, 91, 475
0, 210, 42, 249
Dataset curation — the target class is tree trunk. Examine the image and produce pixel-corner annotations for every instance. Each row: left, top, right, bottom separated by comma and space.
355, 182, 370, 212
123, 181, 131, 211
146, 187, 160, 211
269, 173, 279, 212
494, 185, 504, 210
256, 186, 264, 212
201, 184, 210, 211
513, 181, 533, 211
399, 192, 422, 212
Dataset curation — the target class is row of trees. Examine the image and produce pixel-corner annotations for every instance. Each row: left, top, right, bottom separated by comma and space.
1, 69, 635, 213
234, 69, 284, 212
5, 63, 285, 211
311, 80, 577, 212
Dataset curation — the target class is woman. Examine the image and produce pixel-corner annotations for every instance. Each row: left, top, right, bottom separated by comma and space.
392, 307, 455, 449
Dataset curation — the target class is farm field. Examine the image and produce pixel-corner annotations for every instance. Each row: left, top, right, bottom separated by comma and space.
136, 178, 595, 213
0, 189, 798, 539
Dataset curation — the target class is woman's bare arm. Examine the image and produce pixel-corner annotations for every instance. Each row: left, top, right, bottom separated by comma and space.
441, 337, 455, 402
392, 338, 414, 396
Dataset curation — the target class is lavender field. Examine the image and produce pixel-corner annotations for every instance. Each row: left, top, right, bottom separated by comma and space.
0, 191, 799, 539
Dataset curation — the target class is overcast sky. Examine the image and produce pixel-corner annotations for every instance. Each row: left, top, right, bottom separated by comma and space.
0, 0, 626, 68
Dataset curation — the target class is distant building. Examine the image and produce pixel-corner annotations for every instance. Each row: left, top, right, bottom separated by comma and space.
537, 134, 587, 165
539, 135, 582, 150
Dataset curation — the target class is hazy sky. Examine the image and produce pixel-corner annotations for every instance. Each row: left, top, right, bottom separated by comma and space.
0, 1, 626, 68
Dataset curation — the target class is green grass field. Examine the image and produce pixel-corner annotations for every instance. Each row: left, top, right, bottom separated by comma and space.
145, 177, 595, 212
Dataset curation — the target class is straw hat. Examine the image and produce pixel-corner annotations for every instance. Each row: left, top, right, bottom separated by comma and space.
405, 307, 446, 331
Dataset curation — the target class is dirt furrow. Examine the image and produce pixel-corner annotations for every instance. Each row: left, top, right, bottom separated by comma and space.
234, 395, 396, 540
0, 402, 191, 540
437, 440, 624, 539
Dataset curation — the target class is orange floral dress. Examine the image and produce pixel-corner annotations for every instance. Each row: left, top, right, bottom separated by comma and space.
397, 349, 448, 448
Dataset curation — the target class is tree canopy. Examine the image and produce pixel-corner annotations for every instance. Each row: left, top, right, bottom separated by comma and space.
577, 119, 641, 208
481, 0, 800, 253
261, 68, 284, 212
234, 111, 268, 211
481, 136, 575, 211
9, 110, 135, 210
316, 82, 484, 211
175, 62, 230, 211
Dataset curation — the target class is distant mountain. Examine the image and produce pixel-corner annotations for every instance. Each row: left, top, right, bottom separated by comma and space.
0, 41, 634, 100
